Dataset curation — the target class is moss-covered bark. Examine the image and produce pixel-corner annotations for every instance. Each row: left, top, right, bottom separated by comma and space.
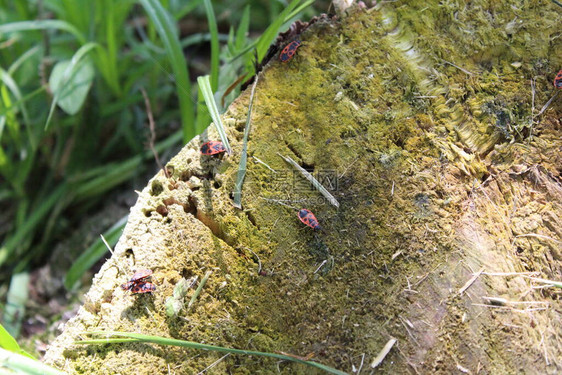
45, 1, 561, 374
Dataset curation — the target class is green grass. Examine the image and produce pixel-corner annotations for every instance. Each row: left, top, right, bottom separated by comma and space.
233, 76, 259, 209
77, 331, 349, 375
198, 75, 232, 154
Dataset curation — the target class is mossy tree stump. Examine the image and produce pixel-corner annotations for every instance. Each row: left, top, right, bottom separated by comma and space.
45, 1, 561, 374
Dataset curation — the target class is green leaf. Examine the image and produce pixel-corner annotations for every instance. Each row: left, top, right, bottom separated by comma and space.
235, 5, 251, 51
233, 76, 259, 209
202, 0, 219, 91
228, 0, 313, 65
197, 75, 231, 154
0, 348, 66, 375
0, 68, 29, 142
138, 0, 195, 142
45, 42, 99, 128
2, 272, 30, 338
0, 324, 34, 359
0, 19, 87, 44
49, 58, 95, 115
0, 324, 20, 353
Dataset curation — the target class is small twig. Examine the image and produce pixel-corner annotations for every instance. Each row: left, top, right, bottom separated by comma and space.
187, 270, 212, 311
529, 78, 536, 139
278, 153, 340, 208
246, 248, 262, 274
100, 234, 114, 256
252, 156, 276, 173
456, 363, 471, 373
370, 338, 397, 368
535, 91, 559, 117
314, 260, 328, 274
198, 353, 231, 374
458, 267, 484, 295
355, 353, 365, 374
523, 277, 562, 289
441, 59, 474, 75
512, 233, 562, 245
141, 88, 168, 178
480, 271, 539, 277
481, 296, 549, 306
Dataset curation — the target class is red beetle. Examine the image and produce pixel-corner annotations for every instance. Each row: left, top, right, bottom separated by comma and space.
200, 141, 227, 155
554, 69, 562, 89
131, 281, 156, 294
121, 269, 154, 293
279, 40, 301, 63
297, 209, 321, 230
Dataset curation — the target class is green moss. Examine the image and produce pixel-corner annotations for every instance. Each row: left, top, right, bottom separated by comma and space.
47, 1, 561, 374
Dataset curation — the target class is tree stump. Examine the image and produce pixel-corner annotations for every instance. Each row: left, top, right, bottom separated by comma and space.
45, 1, 562, 374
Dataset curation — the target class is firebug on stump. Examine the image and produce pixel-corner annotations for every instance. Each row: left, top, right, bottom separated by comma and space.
280, 40, 302, 63
298, 209, 321, 230
121, 269, 155, 294
200, 141, 227, 155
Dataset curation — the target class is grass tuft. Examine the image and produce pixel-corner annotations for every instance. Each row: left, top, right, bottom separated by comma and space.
139, 0, 195, 142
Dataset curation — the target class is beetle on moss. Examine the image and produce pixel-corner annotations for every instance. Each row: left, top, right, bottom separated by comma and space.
298, 208, 321, 230
279, 40, 302, 63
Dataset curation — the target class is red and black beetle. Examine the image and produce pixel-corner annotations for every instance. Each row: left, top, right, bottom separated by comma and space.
130, 281, 157, 294
297, 209, 321, 230
200, 141, 227, 155
279, 40, 302, 63
121, 269, 155, 294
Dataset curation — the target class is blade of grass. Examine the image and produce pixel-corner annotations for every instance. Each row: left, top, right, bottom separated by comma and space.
235, 5, 251, 51
77, 331, 348, 375
233, 75, 259, 209
254, 0, 303, 63
139, 0, 195, 143
197, 75, 232, 154
174, 0, 204, 20
0, 348, 66, 375
64, 215, 128, 290
202, 0, 219, 91
2, 272, 30, 337
0, 323, 32, 358
187, 270, 211, 311
228, 0, 314, 64
0, 68, 30, 138
278, 154, 340, 208
0, 19, 87, 44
